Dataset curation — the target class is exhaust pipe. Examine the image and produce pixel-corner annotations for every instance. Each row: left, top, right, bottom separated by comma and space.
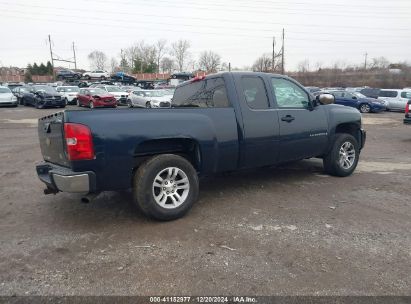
81, 193, 99, 204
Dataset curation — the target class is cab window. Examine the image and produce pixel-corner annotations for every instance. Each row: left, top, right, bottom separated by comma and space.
241, 76, 269, 110
271, 78, 310, 108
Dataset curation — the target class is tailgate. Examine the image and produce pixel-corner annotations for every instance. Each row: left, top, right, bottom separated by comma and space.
38, 112, 70, 167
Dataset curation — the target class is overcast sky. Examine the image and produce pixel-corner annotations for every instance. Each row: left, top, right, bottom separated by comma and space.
1, 0, 410, 71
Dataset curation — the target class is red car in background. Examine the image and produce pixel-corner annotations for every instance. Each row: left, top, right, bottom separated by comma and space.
77, 88, 117, 108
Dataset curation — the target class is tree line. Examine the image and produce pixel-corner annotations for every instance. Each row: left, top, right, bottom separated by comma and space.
87, 39, 225, 74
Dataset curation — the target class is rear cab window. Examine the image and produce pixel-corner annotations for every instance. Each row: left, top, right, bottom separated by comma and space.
241, 76, 269, 110
172, 77, 229, 108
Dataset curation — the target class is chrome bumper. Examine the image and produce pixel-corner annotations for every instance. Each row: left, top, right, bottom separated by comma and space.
36, 162, 96, 194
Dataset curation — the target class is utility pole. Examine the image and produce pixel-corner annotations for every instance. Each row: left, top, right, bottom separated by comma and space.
272, 36, 275, 72
364, 52, 368, 70
48, 35, 55, 80
72, 42, 77, 70
228, 62, 231, 72
281, 28, 285, 75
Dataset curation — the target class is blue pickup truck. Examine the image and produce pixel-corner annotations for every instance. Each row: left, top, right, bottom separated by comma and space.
36, 72, 366, 220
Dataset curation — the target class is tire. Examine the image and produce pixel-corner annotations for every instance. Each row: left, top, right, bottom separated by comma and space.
145, 101, 151, 108
35, 100, 42, 109
64, 97, 68, 105
22, 98, 27, 106
86, 75, 91, 80
127, 99, 133, 108
359, 103, 371, 113
89, 102, 94, 109
101, 76, 106, 80
323, 134, 359, 177
76, 99, 81, 107
133, 154, 199, 221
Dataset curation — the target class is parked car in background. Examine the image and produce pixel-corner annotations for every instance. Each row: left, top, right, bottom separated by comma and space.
127, 90, 171, 108
378, 89, 411, 111
77, 88, 117, 108
95, 85, 129, 105
170, 72, 194, 81
404, 100, 411, 125
12, 86, 31, 104
357, 88, 380, 99
21, 85, 64, 109
0, 86, 18, 107
83, 70, 110, 80
327, 90, 385, 113
56, 86, 80, 105
120, 85, 140, 93
5, 82, 24, 91
57, 69, 82, 80
110, 72, 136, 84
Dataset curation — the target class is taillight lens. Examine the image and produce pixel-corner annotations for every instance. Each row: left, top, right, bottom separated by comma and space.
64, 123, 94, 161
406, 102, 411, 115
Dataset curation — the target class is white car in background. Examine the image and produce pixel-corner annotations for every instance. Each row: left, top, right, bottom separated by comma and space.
0, 86, 18, 107
83, 70, 110, 80
56, 86, 80, 105
127, 90, 172, 108
96, 85, 129, 105
378, 89, 411, 111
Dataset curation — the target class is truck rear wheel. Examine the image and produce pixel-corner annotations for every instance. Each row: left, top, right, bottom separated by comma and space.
133, 154, 199, 220
323, 134, 359, 177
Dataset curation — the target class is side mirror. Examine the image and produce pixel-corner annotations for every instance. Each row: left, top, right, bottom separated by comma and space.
317, 93, 335, 105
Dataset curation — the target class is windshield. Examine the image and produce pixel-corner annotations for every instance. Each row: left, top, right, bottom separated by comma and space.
353, 92, 367, 98
88, 88, 107, 95
144, 91, 165, 97
64, 87, 80, 92
0, 87, 11, 93
33, 85, 57, 94
105, 86, 123, 92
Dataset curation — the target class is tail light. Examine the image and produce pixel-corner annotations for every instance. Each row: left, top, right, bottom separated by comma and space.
406, 101, 411, 116
64, 123, 94, 160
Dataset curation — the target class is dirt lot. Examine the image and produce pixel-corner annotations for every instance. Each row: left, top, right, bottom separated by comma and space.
0, 106, 410, 296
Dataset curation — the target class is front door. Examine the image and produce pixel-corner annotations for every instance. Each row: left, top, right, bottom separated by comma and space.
271, 77, 329, 162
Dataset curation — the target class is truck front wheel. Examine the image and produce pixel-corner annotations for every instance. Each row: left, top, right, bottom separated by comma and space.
133, 154, 199, 220
323, 134, 359, 177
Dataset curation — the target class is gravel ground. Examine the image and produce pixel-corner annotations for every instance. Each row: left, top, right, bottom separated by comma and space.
0, 106, 410, 296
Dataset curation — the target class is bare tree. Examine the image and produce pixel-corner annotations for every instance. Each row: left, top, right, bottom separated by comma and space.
87, 50, 108, 70
125, 41, 157, 73
161, 57, 174, 74
156, 39, 167, 73
370, 56, 390, 69
252, 53, 272, 72
297, 59, 310, 73
171, 39, 191, 72
199, 50, 221, 73
110, 57, 119, 73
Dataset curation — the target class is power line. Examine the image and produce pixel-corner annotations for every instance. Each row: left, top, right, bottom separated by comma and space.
81, 0, 411, 18
1, 3, 409, 32
1, 11, 410, 45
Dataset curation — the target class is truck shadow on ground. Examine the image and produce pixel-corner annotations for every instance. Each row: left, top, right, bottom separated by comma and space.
45, 159, 326, 229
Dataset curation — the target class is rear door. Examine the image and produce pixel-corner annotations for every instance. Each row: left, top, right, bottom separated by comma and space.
271, 77, 329, 162
234, 75, 280, 168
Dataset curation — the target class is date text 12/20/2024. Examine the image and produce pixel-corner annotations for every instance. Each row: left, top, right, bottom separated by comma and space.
149, 296, 257, 303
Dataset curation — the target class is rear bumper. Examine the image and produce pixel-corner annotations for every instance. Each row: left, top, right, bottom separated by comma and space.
404, 117, 411, 125
36, 162, 96, 194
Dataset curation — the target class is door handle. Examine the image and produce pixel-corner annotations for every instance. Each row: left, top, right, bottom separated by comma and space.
281, 115, 295, 122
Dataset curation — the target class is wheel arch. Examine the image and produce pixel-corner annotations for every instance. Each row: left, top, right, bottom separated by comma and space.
335, 122, 362, 145
132, 137, 202, 175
